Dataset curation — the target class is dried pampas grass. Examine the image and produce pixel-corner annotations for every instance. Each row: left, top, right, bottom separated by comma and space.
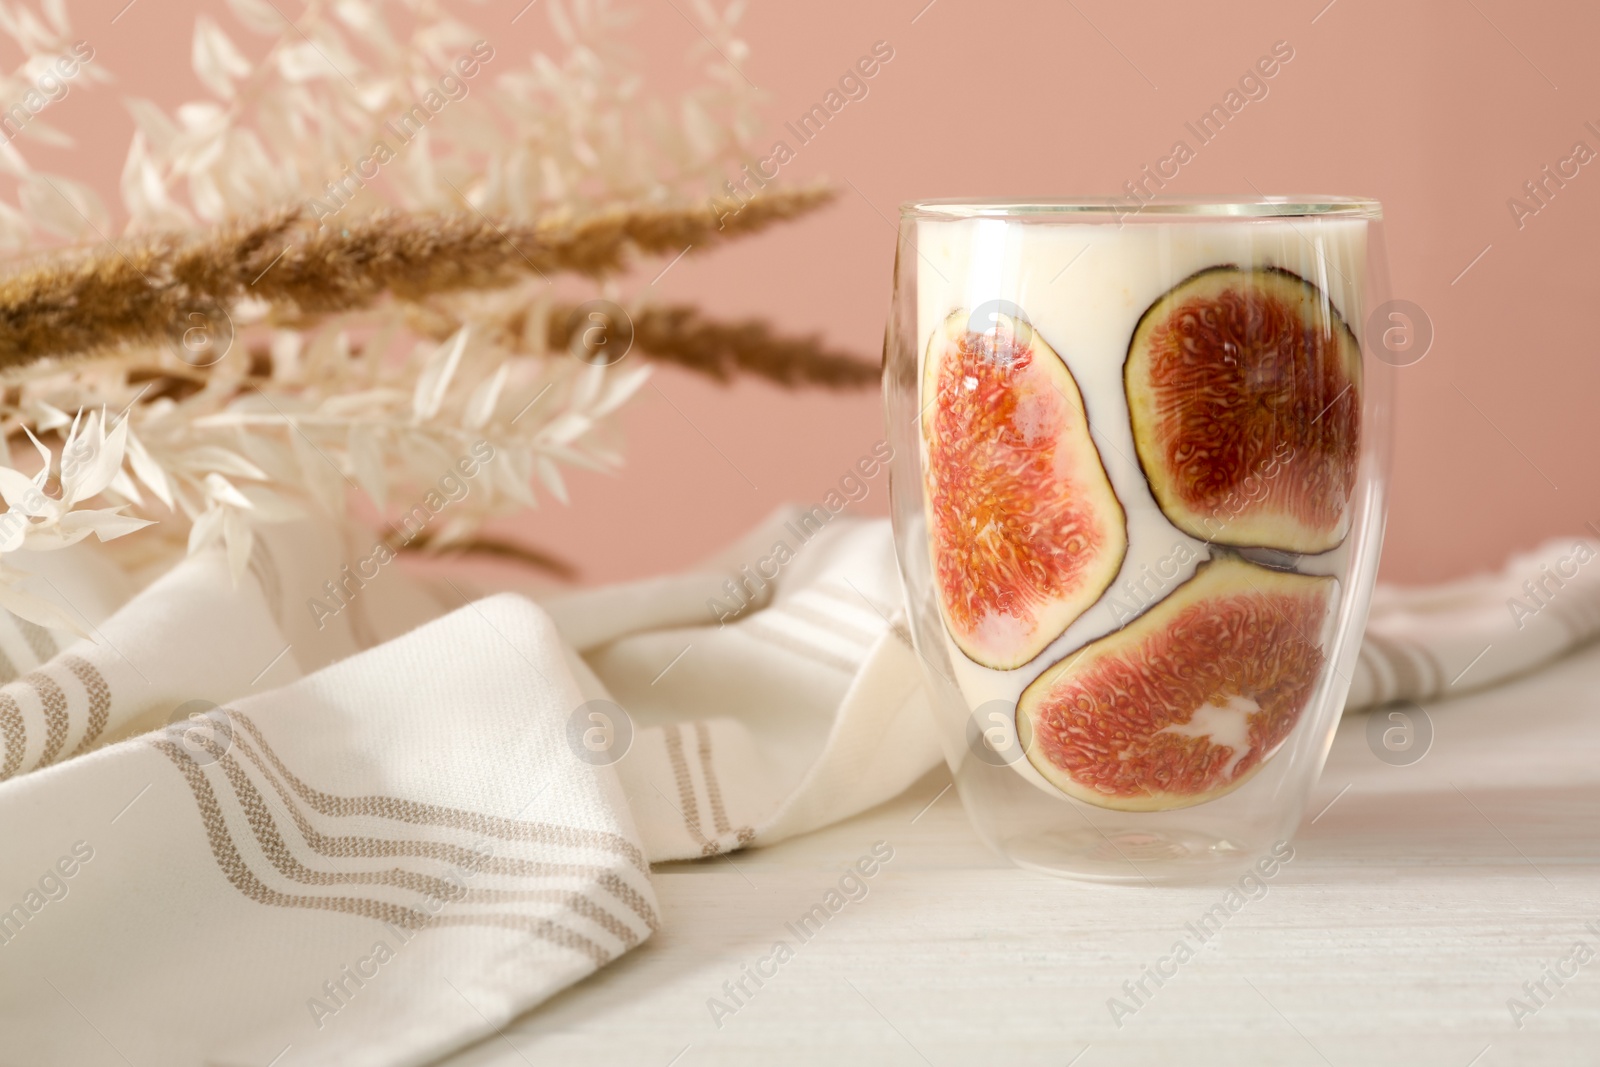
396, 531, 578, 580
0, 185, 837, 372
602, 305, 880, 389
408, 300, 879, 391
0, 0, 879, 601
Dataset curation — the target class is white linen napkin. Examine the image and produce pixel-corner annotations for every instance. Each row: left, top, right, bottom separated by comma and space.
539, 526, 1600, 864
540, 508, 939, 862
1347, 536, 1600, 709
0, 581, 655, 1067
0, 511, 1594, 1067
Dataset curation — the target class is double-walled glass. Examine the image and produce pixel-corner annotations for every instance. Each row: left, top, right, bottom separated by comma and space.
884, 197, 1393, 882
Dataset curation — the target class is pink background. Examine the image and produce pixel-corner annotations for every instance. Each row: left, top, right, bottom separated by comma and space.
41, 0, 1600, 585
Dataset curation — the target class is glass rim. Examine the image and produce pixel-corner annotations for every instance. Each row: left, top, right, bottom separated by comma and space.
901, 195, 1383, 221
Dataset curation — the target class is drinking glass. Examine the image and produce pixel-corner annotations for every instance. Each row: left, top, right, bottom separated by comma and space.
883, 197, 1393, 882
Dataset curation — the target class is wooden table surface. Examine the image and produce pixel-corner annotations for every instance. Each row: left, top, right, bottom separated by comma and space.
438, 641, 1600, 1067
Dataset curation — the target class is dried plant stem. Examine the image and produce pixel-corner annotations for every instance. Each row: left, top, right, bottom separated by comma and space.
404, 301, 879, 390
0, 184, 836, 372
554, 303, 879, 389
394, 531, 577, 579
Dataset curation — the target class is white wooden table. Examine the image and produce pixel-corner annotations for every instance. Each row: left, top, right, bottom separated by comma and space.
438, 641, 1600, 1066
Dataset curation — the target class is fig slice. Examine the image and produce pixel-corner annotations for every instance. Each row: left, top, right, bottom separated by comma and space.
921, 308, 1126, 670
1125, 266, 1362, 554
1016, 557, 1334, 811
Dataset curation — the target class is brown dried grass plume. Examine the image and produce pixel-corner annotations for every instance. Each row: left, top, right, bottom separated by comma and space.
0, 183, 838, 373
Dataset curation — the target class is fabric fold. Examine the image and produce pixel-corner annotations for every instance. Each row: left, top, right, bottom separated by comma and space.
1347, 537, 1600, 708
549, 510, 941, 861
0, 592, 654, 1067
0, 509, 1595, 1066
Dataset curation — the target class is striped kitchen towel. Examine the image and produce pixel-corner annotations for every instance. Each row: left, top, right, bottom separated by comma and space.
542, 525, 1600, 866
541, 508, 940, 862
0, 511, 1594, 1066
0, 522, 655, 1067
0, 583, 655, 1067
1346, 536, 1600, 710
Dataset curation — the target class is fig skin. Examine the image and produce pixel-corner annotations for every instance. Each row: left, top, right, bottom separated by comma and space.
921, 308, 1127, 671
1125, 265, 1362, 555
1016, 556, 1334, 812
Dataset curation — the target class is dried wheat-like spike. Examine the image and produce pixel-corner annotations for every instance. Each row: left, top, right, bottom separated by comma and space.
0, 184, 836, 371
394, 531, 577, 580
407, 300, 879, 390
553, 304, 880, 389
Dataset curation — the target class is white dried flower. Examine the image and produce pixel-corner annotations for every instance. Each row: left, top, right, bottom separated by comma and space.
0, 0, 765, 583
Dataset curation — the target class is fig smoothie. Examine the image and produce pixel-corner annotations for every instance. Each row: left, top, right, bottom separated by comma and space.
913, 214, 1366, 811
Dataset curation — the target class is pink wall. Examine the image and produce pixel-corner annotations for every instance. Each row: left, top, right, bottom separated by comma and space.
40, 0, 1600, 586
